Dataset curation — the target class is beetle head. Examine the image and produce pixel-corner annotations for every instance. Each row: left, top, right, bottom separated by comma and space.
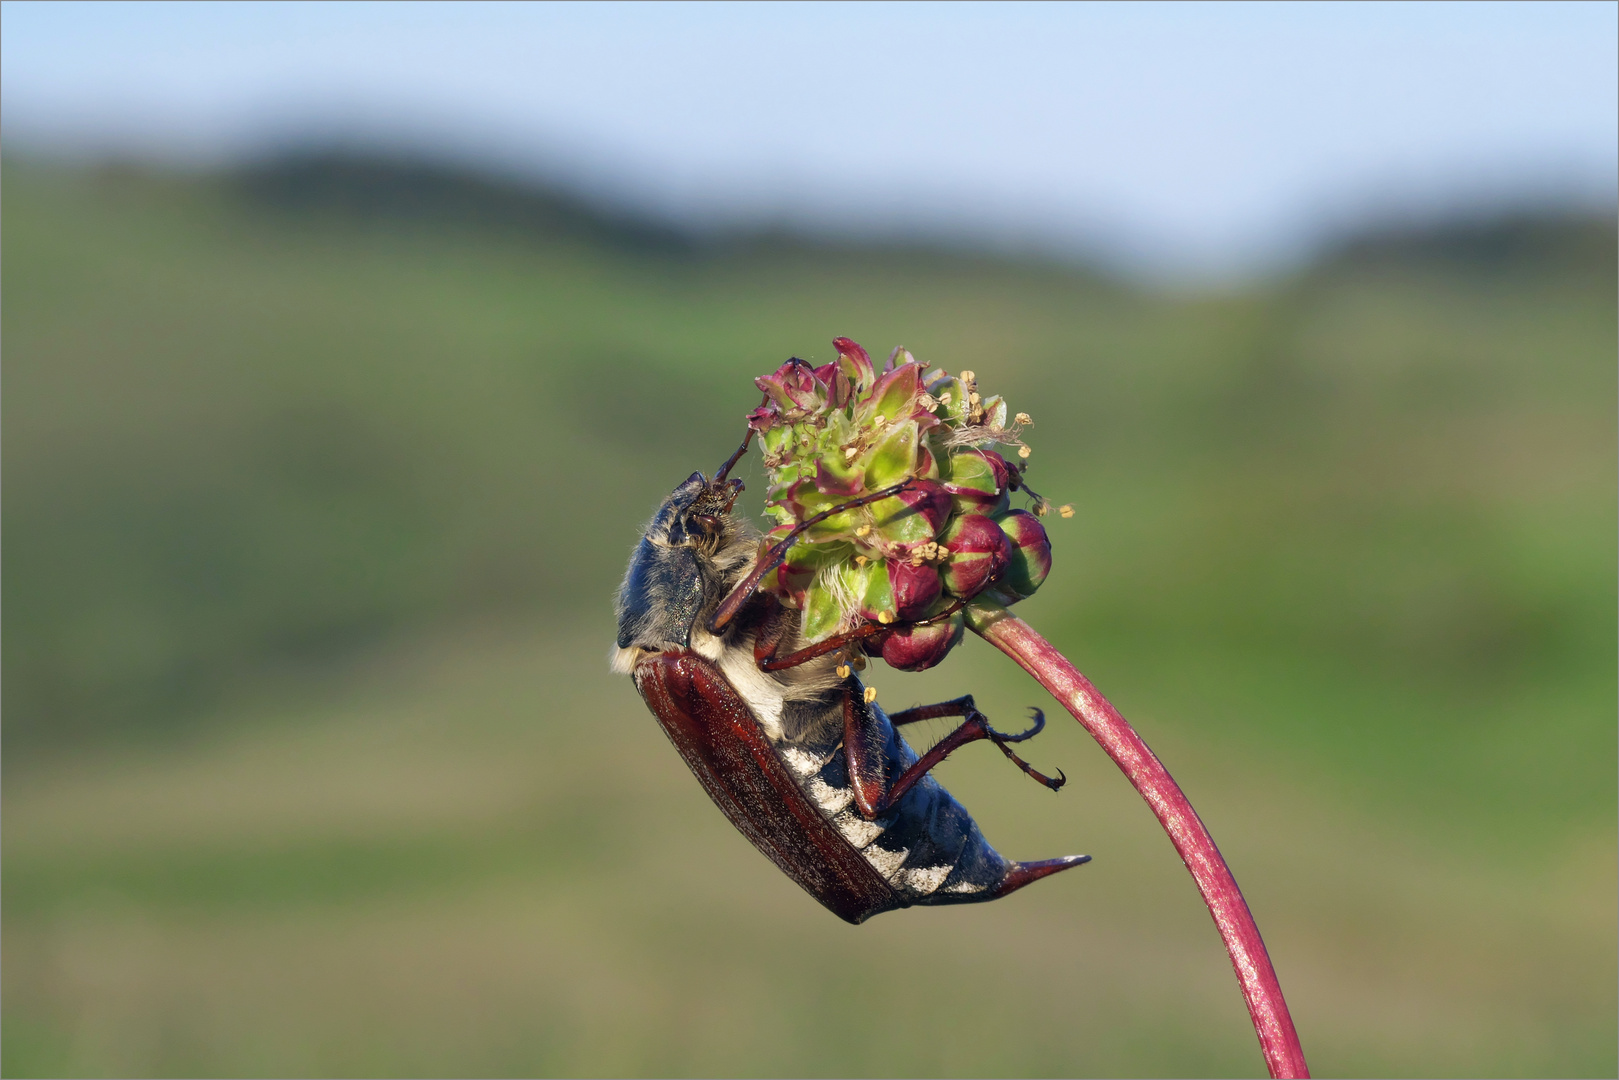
613, 436, 753, 671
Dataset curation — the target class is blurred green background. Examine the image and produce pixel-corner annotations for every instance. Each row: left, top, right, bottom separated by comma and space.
3, 156, 1614, 1078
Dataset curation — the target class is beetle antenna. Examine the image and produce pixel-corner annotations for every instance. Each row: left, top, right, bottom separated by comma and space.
713, 428, 754, 485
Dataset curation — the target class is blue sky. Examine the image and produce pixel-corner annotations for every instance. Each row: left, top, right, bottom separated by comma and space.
3, 1, 1614, 277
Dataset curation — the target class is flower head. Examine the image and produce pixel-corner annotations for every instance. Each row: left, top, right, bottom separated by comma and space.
749, 338, 1062, 664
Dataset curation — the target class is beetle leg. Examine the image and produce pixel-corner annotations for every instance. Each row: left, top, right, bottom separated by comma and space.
759, 597, 965, 672
983, 710, 1067, 792
846, 696, 1065, 820
887, 694, 976, 727
709, 480, 917, 633
758, 622, 884, 671
842, 682, 897, 819
750, 593, 793, 666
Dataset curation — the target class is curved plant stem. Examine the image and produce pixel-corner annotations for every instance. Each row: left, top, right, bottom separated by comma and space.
967, 601, 1309, 1079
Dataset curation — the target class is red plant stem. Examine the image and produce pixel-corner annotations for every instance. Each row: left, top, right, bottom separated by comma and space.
967, 601, 1309, 1079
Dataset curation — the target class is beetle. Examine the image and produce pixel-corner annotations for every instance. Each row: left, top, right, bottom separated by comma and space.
612, 435, 1089, 924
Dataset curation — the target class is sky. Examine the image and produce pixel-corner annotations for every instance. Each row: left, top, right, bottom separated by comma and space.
3, 1, 1615, 278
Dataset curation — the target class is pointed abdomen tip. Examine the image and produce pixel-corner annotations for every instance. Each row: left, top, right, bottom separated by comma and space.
995, 854, 1091, 898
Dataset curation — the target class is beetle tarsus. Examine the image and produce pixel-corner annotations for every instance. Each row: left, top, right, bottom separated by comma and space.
979, 710, 1064, 791
992, 739, 1066, 792
991, 706, 1046, 743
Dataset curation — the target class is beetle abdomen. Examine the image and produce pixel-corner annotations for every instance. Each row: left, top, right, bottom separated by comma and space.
771, 684, 1019, 906
634, 650, 1080, 923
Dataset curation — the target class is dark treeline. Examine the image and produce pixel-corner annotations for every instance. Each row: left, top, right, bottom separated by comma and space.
228, 151, 1614, 274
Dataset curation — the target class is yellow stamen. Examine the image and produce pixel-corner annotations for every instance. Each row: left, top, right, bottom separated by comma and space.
877, 611, 895, 625
1015, 412, 1032, 425
836, 663, 851, 678
1059, 504, 1074, 518
1018, 445, 1032, 459
960, 369, 976, 384
863, 687, 878, 704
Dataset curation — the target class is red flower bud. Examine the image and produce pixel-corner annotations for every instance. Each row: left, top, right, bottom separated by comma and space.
940, 513, 1012, 599
753, 357, 824, 414
833, 337, 875, 390
887, 558, 942, 620
996, 510, 1052, 599
880, 615, 964, 672
812, 361, 856, 409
